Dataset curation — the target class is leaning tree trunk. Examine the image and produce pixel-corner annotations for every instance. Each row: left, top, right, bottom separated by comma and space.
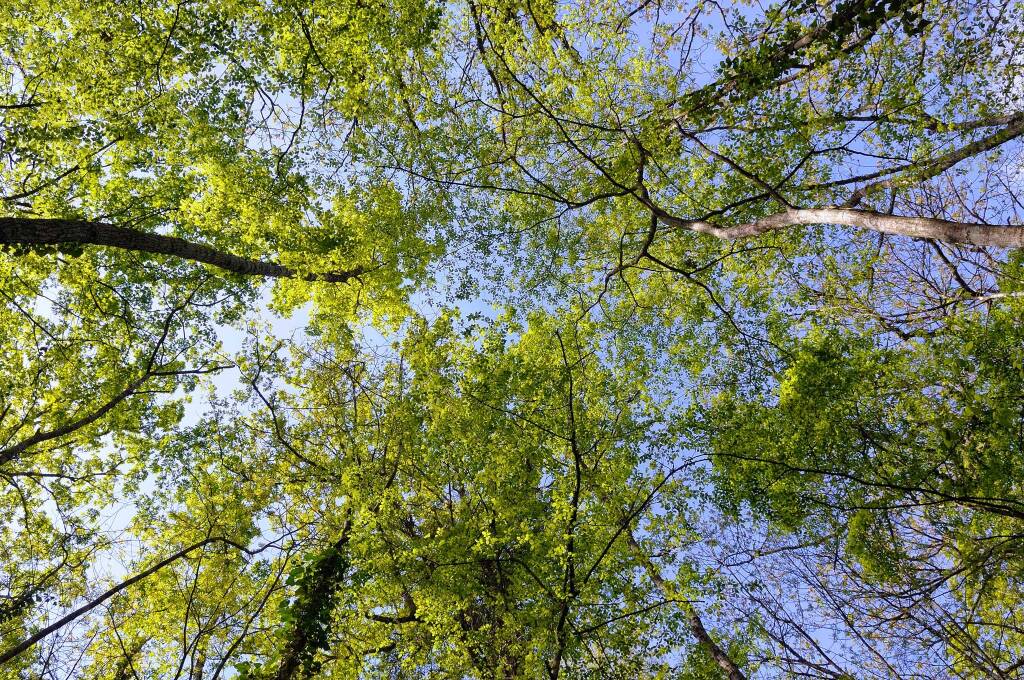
0, 217, 363, 282
673, 208, 1024, 248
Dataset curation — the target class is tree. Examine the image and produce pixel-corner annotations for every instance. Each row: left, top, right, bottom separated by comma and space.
2, 0, 1024, 677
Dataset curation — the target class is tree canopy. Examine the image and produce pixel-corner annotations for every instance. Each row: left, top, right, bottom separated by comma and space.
1, 0, 1023, 677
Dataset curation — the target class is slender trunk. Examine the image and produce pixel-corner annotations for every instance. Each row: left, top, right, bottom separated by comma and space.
625, 530, 747, 680
190, 643, 207, 680
0, 538, 248, 666
0, 373, 151, 467
844, 113, 1024, 207
0, 217, 363, 282
667, 0, 919, 126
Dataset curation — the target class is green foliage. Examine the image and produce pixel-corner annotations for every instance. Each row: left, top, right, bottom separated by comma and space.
2, 0, 1024, 677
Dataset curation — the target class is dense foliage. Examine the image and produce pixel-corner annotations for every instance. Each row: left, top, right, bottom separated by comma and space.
1, 0, 1023, 677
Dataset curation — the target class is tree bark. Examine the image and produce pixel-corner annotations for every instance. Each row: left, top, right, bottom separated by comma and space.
0, 217, 363, 282
0, 538, 250, 666
666, 0, 919, 126
664, 208, 1024, 249
844, 113, 1024, 206
274, 529, 351, 680
625, 530, 747, 680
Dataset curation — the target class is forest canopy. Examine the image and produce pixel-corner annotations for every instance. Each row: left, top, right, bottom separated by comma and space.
2, 0, 1024, 677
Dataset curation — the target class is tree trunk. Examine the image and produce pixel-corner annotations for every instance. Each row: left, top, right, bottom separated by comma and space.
668, 208, 1024, 249
0, 217, 363, 282
0, 538, 249, 666
625, 530, 747, 680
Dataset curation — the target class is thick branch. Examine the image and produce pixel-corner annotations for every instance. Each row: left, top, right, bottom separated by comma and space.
274, 528, 351, 680
668, 208, 1024, 249
0, 217, 363, 282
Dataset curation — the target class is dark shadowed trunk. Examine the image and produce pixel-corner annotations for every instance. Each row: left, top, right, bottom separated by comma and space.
0, 217, 363, 282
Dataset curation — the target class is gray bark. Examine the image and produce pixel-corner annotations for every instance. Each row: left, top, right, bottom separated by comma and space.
667, 208, 1024, 249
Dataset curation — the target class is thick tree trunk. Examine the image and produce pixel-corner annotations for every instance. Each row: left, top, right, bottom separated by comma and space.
274, 530, 351, 680
0, 217, 363, 282
667, 208, 1024, 249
